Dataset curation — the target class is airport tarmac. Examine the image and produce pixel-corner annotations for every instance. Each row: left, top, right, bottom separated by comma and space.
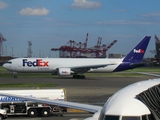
0, 75, 156, 120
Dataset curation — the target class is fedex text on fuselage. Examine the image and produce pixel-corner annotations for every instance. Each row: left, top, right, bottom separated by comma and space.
22, 59, 49, 67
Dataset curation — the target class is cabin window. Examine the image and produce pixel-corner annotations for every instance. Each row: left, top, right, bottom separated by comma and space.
142, 115, 148, 120
122, 116, 140, 120
142, 115, 153, 120
103, 115, 119, 120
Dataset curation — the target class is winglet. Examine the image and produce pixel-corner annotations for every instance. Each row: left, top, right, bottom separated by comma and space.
123, 36, 151, 62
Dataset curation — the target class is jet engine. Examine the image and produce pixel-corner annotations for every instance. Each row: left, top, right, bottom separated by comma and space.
58, 68, 71, 76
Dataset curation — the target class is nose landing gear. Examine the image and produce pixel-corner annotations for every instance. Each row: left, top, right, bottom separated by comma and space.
13, 72, 17, 78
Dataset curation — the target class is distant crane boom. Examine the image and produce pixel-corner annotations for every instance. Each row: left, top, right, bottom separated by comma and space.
51, 33, 117, 58
0, 33, 6, 57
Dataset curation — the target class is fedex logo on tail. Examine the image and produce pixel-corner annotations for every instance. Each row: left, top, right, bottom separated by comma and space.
23, 59, 49, 67
133, 49, 144, 53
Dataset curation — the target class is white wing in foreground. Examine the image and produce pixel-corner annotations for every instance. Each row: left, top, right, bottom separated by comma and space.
0, 92, 102, 113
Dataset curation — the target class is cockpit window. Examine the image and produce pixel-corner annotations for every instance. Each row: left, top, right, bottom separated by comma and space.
104, 115, 119, 120
6, 61, 12, 64
122, 116, 140, 120
142, 114, 153, 120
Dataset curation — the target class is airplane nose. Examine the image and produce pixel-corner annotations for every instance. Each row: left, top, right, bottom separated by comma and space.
2, 63, 6, 68
2, 63, 8, 69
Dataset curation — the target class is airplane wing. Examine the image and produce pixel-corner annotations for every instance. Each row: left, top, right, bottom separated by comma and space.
70, 64, 115, 73
0, 92, 102, 113
136, 72, 160, 77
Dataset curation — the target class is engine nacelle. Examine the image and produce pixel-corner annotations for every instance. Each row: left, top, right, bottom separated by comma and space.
58, 68, 71, 76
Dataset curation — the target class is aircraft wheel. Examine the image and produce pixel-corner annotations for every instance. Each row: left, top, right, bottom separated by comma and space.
77, 75, 81, 78
28, 109, 37, 117
81, 75, 85, 79
14, 76, 17, 78
73, 75, 77, 78
41, 108, 50, 117
13, 72, 17, 78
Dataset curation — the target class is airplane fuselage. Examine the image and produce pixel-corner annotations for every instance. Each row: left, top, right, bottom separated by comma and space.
2, 36, 151, 78
3, 58, 123, 73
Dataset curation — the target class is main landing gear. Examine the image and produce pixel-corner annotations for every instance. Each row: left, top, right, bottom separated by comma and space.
73, 74, 85, 79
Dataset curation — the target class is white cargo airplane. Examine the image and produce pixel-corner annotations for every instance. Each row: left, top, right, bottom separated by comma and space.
0, 79, 159, 120
2, 36, 151, 79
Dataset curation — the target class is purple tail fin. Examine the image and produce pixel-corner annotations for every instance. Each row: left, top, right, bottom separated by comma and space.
123, 36, 151, 62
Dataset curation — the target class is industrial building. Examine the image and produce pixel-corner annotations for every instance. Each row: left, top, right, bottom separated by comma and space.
149, 35, 160, 65
154, 35, 160, 60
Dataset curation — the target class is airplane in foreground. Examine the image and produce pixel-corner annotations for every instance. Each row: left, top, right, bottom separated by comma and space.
2, 36, 151, 79
0, 79, 159, 120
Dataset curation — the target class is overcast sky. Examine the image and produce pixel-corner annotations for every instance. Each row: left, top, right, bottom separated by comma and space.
0, 0, 160, 58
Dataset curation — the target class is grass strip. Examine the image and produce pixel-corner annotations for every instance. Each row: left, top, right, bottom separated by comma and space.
0, 83, 56, 88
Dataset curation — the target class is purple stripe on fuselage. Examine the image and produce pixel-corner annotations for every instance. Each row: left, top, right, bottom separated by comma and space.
113, 62, 132, 72
113, 61, 146, 72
